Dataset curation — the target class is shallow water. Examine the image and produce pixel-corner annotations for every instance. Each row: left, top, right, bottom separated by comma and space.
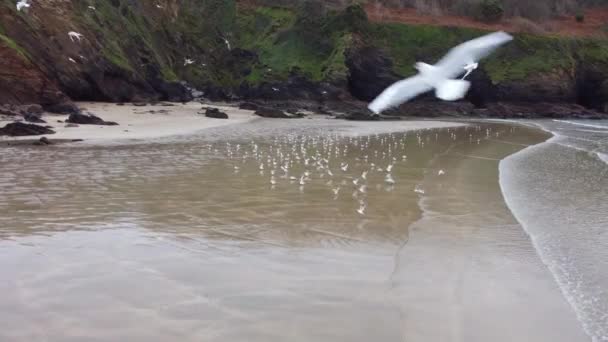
0, 118, 590, 341
501, 119, 608, 342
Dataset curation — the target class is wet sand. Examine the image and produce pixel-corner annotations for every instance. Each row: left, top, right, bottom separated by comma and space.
0, 118, 590, 341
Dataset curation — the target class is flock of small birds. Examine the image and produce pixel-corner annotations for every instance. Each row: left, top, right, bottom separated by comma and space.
199, 130, 452, 216
196, 124, 509, 216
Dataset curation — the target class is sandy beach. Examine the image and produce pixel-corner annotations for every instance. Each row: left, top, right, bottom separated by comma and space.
0, 102, 256, 144
1, 102, 466, 144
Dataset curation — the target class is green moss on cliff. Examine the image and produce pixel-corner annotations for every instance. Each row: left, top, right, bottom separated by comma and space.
484, 34, 574, 82
234, 4, 360, 85
368, 21, 608, 83
0, 23, 29, 60
0, 33, 28, 60
2, 0, 608, 98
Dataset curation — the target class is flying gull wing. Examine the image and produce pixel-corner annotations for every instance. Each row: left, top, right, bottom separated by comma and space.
368, 76, 432, 114
435, 31, 513, 79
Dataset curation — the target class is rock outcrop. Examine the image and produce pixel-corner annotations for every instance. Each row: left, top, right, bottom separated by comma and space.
203, 108, 229, 119
254, 107, 292, 118
66, 113, 118, 126
0, 122, 55, 136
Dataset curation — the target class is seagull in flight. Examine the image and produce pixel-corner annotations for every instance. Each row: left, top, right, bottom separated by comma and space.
16, 0, 30, 11
68, 31, 84, 42
368, 31, 513, 114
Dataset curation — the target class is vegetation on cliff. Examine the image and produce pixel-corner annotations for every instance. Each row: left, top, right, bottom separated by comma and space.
0, 0, 607, 111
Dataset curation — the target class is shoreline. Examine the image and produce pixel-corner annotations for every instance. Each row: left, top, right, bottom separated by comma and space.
393, 122, 588, 341
497, 133, 592, 339
499, 119, 608, 341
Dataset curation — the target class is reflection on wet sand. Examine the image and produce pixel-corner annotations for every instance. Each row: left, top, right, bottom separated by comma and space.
0, 119, 588, 341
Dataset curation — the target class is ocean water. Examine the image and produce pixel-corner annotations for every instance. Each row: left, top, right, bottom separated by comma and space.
0, 117, 598, 341
500, 120, 608, 342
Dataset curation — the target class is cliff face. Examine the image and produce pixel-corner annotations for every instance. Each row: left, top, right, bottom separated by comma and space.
0, 0, 607, 114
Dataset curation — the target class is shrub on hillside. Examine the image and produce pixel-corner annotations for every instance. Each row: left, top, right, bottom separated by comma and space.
476, 0, 504, 22
575, 10, 585, 22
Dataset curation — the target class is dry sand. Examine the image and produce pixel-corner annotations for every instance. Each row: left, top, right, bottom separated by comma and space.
0, 102, 256, 144
0, 102, 463, 144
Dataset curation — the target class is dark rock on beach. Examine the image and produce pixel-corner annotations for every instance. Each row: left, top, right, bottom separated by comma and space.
477, 102, 607, 119
44, 101, 80, 115
24, 113, 46, 123
254, 107, 292, 118
336, 110, 382, 121
239, 102, 260, 111
0, 105, 20, 116
204, 107, 229, 119
33, 137, 52, 146
66, 113, 118, 126
0, 122, 55, 136
20, 104, 44, 115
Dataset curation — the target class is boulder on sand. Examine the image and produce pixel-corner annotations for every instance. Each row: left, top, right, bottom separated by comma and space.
24, 113, 46, 123
0, 122, 55, 136
33, 137, 52, 146
66, 112, 118, 126
254, 107, 291, 118
239, 102, 259, 111
0, 105, 20, 116
203, 107, 229, 119
44, 101, 80, 115
19, 104, 44, 115
336, 110, 382, 121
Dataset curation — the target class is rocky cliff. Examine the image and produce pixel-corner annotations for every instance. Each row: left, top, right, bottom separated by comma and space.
0, 0, 607, 116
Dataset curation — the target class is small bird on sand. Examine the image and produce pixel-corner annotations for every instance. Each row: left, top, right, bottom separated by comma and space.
357, 200, 366, 215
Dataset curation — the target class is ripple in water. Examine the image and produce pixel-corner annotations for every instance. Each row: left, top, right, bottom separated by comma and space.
501, 119, 608, 342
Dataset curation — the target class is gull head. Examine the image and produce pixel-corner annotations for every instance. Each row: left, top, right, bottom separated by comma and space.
464, 62, 479, 72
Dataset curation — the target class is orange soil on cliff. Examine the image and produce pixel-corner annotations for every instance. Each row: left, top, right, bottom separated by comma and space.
364, 3, 608, 38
